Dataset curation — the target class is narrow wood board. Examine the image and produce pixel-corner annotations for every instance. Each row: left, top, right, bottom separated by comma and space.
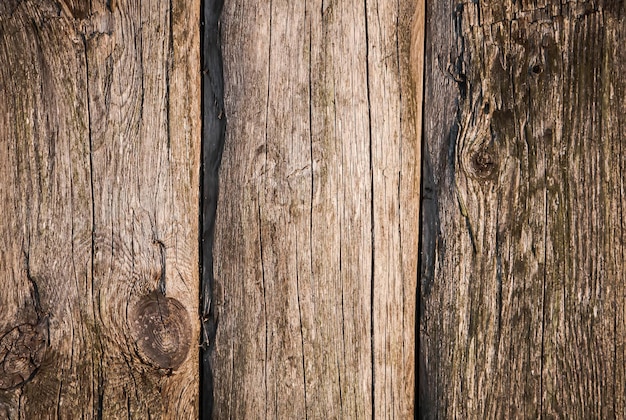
212, 0, 424, 417
0, 1, 201, 417
420, 1, 626, 418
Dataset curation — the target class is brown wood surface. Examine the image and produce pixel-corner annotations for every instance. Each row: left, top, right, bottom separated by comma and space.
0, 1, 200, 417
420, 1, 626, 418
211, 0, 424, 418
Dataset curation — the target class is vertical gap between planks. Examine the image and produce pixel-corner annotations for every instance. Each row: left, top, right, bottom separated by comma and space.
200, 0, 227, 418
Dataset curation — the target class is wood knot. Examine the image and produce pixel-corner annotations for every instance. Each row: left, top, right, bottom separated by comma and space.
0, 321, 48, 390
530, 63, 543, 75
470, 147, 498, 180
130, 292, 191, 371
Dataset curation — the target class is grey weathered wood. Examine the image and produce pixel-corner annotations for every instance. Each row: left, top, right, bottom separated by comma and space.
420, 1, 626, 417
212, 0, 424, 418
0, 1, 200, 417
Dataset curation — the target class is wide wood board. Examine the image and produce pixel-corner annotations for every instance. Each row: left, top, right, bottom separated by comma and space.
212, 0, 424, 417
0, 1, 201, 417
421, 1, 626, 417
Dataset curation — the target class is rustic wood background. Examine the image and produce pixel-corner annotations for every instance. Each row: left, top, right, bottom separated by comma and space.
420, 0, 626, 417
0, 1, 201, 417
5, 0, 622, 418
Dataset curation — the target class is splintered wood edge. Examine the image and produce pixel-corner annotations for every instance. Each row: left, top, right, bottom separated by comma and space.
410, 0, 426, 408
411, 0, 425, 119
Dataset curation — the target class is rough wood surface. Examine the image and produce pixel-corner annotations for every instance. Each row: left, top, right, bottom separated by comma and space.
420, 1, 626, 418
0, 1, 200, 417
212, 0, 424, 418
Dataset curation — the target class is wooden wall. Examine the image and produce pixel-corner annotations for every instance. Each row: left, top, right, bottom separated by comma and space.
5, 0, 621, 418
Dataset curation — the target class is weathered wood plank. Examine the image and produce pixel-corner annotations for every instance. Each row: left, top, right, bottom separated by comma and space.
420, 1, 626, 418
368, 0, 424, 417
0, 1, 200, 417
212, 0, 423, 417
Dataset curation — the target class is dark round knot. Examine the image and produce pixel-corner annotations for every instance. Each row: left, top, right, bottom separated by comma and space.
130, 292, 191, 371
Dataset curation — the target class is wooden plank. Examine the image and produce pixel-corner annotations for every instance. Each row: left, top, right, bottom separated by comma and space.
0, 1, 200, 417
368, 0, 424, 417
420, 1, 626, 417
212, 0, 423, 417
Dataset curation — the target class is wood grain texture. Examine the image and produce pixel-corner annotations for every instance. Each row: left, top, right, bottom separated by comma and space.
0, 0, 200, 417
212, 0, 423, 418
420, 1, 626, 418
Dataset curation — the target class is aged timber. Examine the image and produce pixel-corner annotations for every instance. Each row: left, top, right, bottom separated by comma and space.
0, 1, 201, 417
211, 0, 424, 417
420, 1, 626, 418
